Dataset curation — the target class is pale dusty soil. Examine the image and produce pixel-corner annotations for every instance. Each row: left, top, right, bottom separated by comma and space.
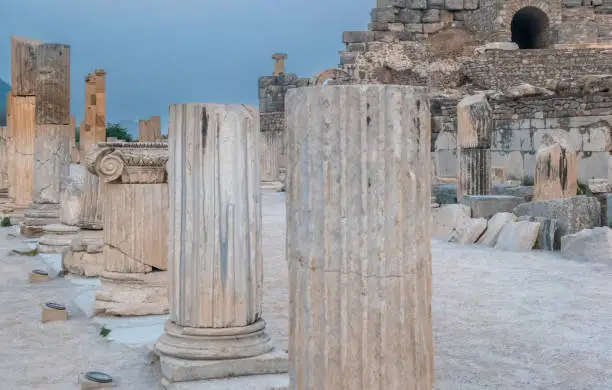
0, 191, 610, 389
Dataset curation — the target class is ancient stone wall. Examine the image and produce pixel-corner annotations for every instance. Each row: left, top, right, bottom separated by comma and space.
435, 93, 612, 184
464, 48, 612, 90
360, 1, 612, 45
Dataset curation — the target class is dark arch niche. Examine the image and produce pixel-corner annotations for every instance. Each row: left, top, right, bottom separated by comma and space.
511, 6, 550, 49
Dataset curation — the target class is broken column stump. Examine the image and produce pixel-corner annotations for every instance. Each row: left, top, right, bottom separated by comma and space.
22, 43, 71, 236
534, 135, 577, 201
155, 103, 287, 385
285, 85, 434, 390
456, 93, 493, 202
87, 142, 169, 316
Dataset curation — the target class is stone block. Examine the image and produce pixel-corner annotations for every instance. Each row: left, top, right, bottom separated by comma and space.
445, 0, 464, 10
432, 203, 471, 240
461, 195, 524, 219
512, 195, 602, 249
578, 151, 608, 184
517, 216, 559, 251
406, 0, 427, 8
399, 9, 424, 23
561, 227, 612, 264
449, 217, 487, 244
477, 212, 516, 246
342, 31, 375, 43
160, 348, 288, 384
494, 221, 540, 252
422, 9, 441, 22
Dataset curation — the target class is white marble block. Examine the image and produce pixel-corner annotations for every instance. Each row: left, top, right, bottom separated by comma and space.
155, 103, 287, 385
285, 85, 434, 389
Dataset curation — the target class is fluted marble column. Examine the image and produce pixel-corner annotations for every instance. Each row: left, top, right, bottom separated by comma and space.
21, 43, 71, 237
285, 85, 434, 390
155, 103, 287, 386
457, 148, 492, 202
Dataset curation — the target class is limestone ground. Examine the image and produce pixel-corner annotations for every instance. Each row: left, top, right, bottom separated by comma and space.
0, 191, 610, 389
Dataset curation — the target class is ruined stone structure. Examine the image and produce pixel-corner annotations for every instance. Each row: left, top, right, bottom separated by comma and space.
334, 1, 612, 185
78, 70, 107, 230
86, 142, 169, 316
8, 36, 42, 209
21, 43, 71, 237
138, 115, 162, 142
258, 56, 309, 183
285, 84, 433, 389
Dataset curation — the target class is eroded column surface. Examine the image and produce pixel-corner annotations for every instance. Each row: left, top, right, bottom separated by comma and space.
21, 43, 71, 236
457, 148, 492, 202
87, 142, 169, 316
156, 103, 286, 385
260, 130, 281, 182
285, 85, 434, 390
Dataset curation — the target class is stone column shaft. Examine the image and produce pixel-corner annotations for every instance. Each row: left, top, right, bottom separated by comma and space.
285, 85, 434, 389
0, 126, 8, 192
8, 95, 36, 207
260, 130, 281, 182
456, 93, 493, 202
22, 43, 71, 236
156, 103, 286, 385
78, 70, 107, 230
457, 148, 492, 202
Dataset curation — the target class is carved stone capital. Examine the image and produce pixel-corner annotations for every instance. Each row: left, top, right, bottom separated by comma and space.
85, 142, 168, 184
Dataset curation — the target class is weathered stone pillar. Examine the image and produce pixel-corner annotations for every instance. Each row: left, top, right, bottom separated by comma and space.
534, 135, 577, 201
0, 126, 9, 197
155, 103, 287, 386
456, 93, 493, 202
78, 70, 107, 230
8, 36, 43, 209
87, 142, 169, 316
272, 53, 288, 76
138, 116, 161, 141
260, 130, 281, 182
22, 43, 71, 237
285, 85, 434, 389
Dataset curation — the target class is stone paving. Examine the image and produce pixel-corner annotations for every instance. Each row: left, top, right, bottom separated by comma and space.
0, 191, 611, 389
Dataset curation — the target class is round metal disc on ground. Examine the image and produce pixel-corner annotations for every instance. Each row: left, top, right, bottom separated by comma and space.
85, 371, 113, 383
44, 302, 66, 311
32, 269, 48, 276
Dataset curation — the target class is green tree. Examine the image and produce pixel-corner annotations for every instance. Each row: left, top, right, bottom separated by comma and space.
105, 122, 132, 142
75, 126, 80, 144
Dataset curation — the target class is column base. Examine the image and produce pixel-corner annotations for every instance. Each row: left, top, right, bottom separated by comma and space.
93, 271, 169, 316
38, 224, 80, 254
159, 346, 288, 386
156, 319, 287, 384
21, 203, 60, 237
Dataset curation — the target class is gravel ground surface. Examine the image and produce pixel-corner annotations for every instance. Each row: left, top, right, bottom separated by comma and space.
0, 191, 610, 389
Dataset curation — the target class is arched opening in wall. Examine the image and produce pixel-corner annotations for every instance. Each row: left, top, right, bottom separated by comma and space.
511, 6, 550, 49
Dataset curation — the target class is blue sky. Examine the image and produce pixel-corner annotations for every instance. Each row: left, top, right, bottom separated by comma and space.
0, 0, 371, 130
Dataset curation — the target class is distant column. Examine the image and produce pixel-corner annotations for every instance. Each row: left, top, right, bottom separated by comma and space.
285, 85, 434, 390
456, 93, 493, 202
155, 103, 287, 385
21, 43, 71, 237
78, 70, 107, 230
139, 116, 161, 141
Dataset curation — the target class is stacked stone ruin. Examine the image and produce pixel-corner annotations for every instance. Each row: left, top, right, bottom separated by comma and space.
138, 115, 162, 141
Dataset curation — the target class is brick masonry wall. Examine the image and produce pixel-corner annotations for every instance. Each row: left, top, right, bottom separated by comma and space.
434, 93, 612, 183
